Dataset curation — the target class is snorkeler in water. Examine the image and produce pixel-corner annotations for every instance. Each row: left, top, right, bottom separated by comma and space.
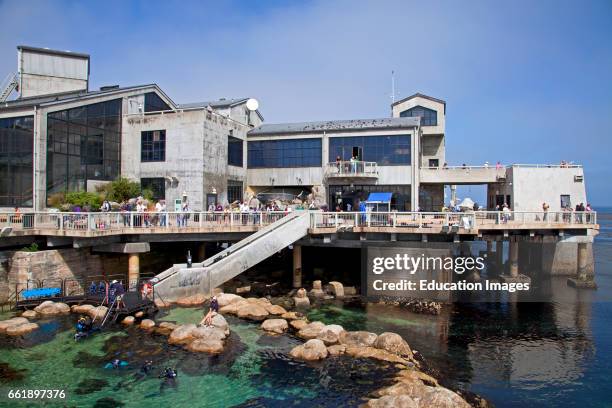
159, 367, 177, 379
104, 358, 128, 369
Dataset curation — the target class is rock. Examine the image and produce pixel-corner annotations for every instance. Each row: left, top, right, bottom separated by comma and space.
310, 281, 325, 298
140, 319, 155, 329
0, 317, 29, 333
236, 303, 269, 321
378, 383, 469, 408
134, 311, 144, 318
280, 311, 305, 320
327, 344, 346, 355
317, 324, 345, 345
344, 346, 408, 364
192, 326, 226, 341
6, 322, 39, 336
155, 298, 172, 308
175, 294, 206, 306
344, 286, 357, 296
366, 395, 418, 408
297, 321, 326, 339
216, 293, 245, 307
265, 304, 287, 315
87, 306, 108, 320
374, 332, 413, 358
219, 302, 241, 315
295, 288, 307, 298
71, 304, 95, 314
312, 280, 322, 290
246, 297, 271, 305
293, 296, 310, 308
340, 331, 378, 347
156, 322, 178, 336
290, 319, 309, 330
395, 369, 439, 387
21, 310, 37, 319
186, 339, 224, 353
168, 324, 197, 345
325, 281, 344, 298
211, 313, 230, 335
261, 319, 288, 334
289, 339, 328, 361
236, 286, 251, 294
122, 316, 135, 325
34, 301, 70, 315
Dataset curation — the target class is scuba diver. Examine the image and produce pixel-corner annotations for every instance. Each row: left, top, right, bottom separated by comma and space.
141, 360, 154, 374
104, 358, 128, 369
158, 367, 178, 394
74, 315, 94, 341
113, 360, 156, 391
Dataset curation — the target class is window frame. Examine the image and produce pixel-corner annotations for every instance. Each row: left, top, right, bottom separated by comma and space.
141, 129, 166, 162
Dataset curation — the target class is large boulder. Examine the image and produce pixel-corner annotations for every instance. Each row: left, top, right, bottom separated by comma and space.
295, 288, 307, 298
261, 319, 288, 334
297, 321, 326, 340
280, 311, 305, 321
365, 395, 418, 408
327, 344, 347, 356
168, 324, 197, 345
344, 346, 407, 365
293, 296, 311, 308
290, 339, 329, 361
122, 316, 135, 326
87, 306, 108, 320
34, 301, 70, 315
236, 303, 269, 321
175, 294, 206, 307
216, 293, 245, 307
317, 324, 346, 345
211, 313, 230, 335
374, 332, 413, 358
156, 322, 178, 336
21, 310, 38, 319
419, 386, 471, 408
6, 322, 39, 336
71, 304, 95, 314
325, 281, 344, 298
310, 280, 325, 298
192, 326, 226, 341
140, 319, 156, 330
340, 331, 378, 347
290, 319, 309, 331
265, 304, 287, 315
186, 339, 224, 354
0, 317, 29, 333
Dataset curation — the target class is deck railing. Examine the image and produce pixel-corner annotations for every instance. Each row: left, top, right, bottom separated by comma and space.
325, 161, 378, 177
0, 210, 597, 233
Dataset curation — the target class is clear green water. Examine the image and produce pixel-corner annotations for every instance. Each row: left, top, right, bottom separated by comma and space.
0, 307, 397, 407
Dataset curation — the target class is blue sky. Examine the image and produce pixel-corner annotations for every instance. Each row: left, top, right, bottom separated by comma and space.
1, 0, 611, 205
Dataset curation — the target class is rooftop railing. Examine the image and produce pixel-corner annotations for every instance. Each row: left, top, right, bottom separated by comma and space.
0, 209, 597, 234
325, 161, 378, 177
421, 163, 582, 170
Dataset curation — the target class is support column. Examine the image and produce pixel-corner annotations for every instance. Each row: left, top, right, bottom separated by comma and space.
198, 243, 206, 263
567, 242, 597, 289
495, 240, 503, 268
486, 240, 493, 253
128, 253, 140, 290
293, 245, 302, 288
509, 240, 519, 278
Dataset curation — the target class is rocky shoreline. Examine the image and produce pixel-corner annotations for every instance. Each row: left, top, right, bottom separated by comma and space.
0, 289, 489, 407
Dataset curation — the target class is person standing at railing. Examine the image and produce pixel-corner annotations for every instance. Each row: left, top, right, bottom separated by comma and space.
181, 203, 190, 227
586, 203, 593, 223
156, 200, 167, 227
576, 203, 585, 223
542, 202, 550, 221
336, 156, 342, 173
502, 204, 511, 223
350, 156, 357, 174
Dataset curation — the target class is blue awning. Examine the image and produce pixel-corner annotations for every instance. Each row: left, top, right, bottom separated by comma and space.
366, 192, 392, 203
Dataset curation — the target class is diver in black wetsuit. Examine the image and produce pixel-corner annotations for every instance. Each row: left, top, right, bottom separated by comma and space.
159, 367, 178, 394
74, 316, 93, 341
141, 360, 154, 374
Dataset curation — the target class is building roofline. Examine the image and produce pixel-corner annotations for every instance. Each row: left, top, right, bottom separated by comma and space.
391, 93, 446, 113
248, 117, 420, 137
17, 45, 90, 60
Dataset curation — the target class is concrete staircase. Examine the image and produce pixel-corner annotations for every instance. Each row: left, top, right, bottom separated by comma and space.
152, 212, 311, 302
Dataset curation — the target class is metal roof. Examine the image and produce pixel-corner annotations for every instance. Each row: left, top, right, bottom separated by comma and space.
17, 45, 90, 60
248, 117, 420, 136
177, 98, 250, 109
391, 93, 446, 111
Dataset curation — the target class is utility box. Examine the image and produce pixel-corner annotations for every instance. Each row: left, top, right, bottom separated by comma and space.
17, 45, 89, 98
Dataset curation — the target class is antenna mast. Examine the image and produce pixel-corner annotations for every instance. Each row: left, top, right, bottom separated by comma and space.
391, 70, 395, 104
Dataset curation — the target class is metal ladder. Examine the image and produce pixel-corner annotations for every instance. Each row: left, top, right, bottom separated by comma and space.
0, 72, 18, 102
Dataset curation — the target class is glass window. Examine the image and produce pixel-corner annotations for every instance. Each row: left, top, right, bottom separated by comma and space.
328, 135, 410, 165
46, 99, 122, 204
141, 177, 165, 200
144, 92, 171, 113
228, 135, 243, 167
227, 180, 243, 204
141, 130, 166, 162
247, 138, 321, 168
0, 116, 34, 206
399, 105, 438, 126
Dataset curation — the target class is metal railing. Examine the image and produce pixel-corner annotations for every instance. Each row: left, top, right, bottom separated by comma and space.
0, 210, 597, 233
421, 163, 582, 170
325, 161, 378, 177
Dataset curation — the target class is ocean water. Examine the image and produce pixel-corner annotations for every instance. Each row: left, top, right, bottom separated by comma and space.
1, 210, 610, 407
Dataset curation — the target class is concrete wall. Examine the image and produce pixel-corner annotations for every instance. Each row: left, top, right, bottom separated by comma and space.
391, 95, 445, 136
421, 134, 445, 167
508, 166, 587, 211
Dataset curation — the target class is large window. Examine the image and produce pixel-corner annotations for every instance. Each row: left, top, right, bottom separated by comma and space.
144, 92, 171, 113
141, 130, 166, 162
227, 180, 243, 204
248, 138, 321, 168
47, 99, 121, 202
0, 116, 33, 206
228, 135, 243, 167
328, 135, 410, 165
141, 177, 165, 201
400, 105, 437, 126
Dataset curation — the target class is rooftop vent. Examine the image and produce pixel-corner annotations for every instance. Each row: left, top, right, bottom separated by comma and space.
100, 85, 120, 91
